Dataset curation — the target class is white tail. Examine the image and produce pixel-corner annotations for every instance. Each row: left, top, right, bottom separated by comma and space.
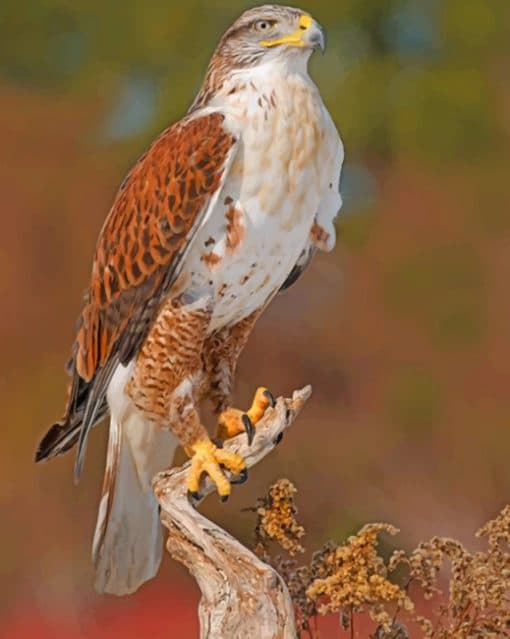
92, 411, 178, 595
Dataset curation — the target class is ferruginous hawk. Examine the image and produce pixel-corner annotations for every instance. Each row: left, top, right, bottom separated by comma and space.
36, 4, 344, 595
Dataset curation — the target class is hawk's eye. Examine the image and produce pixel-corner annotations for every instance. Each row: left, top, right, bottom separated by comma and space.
254, 19, 275, 33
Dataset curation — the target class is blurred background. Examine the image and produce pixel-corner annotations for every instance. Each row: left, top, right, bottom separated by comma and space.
1, 0, 509, 636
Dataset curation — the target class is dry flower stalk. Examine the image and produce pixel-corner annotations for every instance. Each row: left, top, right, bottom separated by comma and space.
306, 523, 413, 629
252, 480, 510, 639
254, 478, 305, 557
391, 505, 510, 638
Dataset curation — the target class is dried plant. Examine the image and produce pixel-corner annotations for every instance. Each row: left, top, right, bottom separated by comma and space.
253, 478, 305, 558
391, 505, 510, 638
250, 480, 510, 639
306, 522, 413, 631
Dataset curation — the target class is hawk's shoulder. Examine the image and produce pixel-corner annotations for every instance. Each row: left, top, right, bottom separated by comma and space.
76, 111, 237, 383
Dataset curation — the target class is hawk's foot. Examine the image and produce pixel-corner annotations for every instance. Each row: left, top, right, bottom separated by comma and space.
216, 387, 276, 444
186, 438, 247, 501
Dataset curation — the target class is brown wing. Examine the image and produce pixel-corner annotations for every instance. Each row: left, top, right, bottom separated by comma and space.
36, 111, 237, 474
76, 111, 236, 381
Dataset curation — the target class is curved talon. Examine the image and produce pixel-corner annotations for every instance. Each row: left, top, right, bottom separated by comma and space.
188, 490, 202, 502
242, 413, 254, 445
263, 389, 276, 408
247, 386, 276, 424
274, 432, 284, 446
216, 387, 276, 444
231, 468, 248, 485
187, 439, 246, 499
220, 494, 229, 503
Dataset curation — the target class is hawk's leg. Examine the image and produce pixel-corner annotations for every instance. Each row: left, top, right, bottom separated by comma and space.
204, 311, 276, 444
172, 388, 247, 500
216, 387, 276, 442
127, 295, 246, 500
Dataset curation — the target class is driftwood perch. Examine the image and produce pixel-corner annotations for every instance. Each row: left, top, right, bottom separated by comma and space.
152, 386, 312, 639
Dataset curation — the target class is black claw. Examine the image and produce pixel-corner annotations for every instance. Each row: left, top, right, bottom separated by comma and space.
220, 494, 229, 503
231, 468, 248, 485
212, 437, 224, 449
242, 413, 254, 446
263, 389, 276, 408
188, 490, 202, 502
273, 432, 284, 446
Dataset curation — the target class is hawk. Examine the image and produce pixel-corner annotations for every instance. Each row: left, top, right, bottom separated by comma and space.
36, 4, 344, 595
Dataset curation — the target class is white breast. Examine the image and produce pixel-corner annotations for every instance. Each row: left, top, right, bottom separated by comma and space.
183, 66, 340, 332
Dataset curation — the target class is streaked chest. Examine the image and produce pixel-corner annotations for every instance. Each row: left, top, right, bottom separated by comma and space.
185, 73, 336, 331
226, 72, 332, 225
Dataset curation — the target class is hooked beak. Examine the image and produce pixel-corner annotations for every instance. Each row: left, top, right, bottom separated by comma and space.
303, 17, 326, 54
261, 15, 326, 54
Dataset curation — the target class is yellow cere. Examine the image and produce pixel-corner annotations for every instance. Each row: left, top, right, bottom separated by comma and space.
261, 14, 312, 48
299, 15, 313, 30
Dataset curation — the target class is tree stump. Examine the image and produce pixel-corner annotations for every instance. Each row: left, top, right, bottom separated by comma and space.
152, 386, 312, 639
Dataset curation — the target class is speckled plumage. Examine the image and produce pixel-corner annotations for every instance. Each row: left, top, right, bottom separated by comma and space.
76, 112, 236, 383
36, 4, 344, 596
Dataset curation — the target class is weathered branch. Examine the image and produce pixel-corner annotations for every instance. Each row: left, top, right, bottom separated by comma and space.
152, 386, 312, 639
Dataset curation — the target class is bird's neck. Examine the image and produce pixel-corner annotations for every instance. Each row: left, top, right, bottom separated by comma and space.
189, 54, 312, 114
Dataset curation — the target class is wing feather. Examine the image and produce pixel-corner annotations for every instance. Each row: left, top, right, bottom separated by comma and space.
279, 245, 315, 292
36, 110, 237, 475
76, 111, 237, 381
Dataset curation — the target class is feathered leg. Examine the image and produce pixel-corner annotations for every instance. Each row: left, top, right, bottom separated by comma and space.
204, 311, 275, 443
127, 295, 246, 501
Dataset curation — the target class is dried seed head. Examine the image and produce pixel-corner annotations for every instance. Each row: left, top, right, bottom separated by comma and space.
254, 478, 305, 556
251, 481, 510, 639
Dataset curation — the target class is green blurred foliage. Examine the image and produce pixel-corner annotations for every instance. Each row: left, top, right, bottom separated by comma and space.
468, 167, 510, 237
338, 208, 377, 252
440, 0, 506, 59
384, 244, 487, 350
1, 0, 507, 162
386, 367, 444, 439
392, 65, 495, 162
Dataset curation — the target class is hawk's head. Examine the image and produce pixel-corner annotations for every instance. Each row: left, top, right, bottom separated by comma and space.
190, 5, 325, 111
217, 5, 325, 67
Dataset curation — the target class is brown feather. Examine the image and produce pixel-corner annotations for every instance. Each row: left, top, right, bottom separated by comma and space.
75, 112, 236, 382
39, 112, 236, 471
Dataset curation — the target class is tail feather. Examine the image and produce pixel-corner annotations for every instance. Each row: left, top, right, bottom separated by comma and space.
35, 418, 80, 462
93, 412, 177, 596
35, 366, 108, 465
36, 363, 175, 596
35, 400, 108, 463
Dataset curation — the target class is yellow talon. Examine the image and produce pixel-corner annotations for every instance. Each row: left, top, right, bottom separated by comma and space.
217, 386, 275, 442
186, 438, 246, 500
247, 386, 275, 423
217, 408, 248, 441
